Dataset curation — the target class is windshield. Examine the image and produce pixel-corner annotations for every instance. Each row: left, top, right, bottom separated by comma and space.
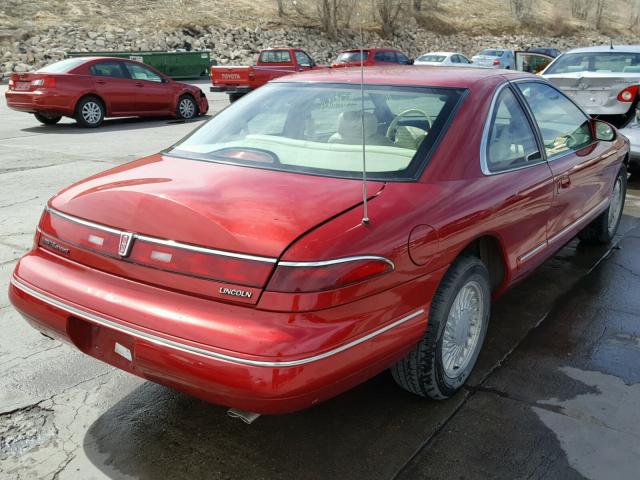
38, 58, 87, 73
336, 52, 369, 63
418, 55, 446, 63
169, 82, 465, 181
545, 52, 640, 74
480, 50, 504, 57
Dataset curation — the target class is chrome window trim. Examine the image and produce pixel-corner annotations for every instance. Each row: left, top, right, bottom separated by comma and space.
279, 256, 395, 269
479, 82, 547, 176
11, 276, 423, 368
46, 206, 278, 264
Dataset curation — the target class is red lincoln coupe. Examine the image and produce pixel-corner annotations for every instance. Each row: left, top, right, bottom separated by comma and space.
5, 57, 209, 127
9, 67, 628, 417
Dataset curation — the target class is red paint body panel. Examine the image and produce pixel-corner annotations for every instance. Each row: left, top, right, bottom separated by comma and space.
9, 67, 629, 413
5, 57, 208, 120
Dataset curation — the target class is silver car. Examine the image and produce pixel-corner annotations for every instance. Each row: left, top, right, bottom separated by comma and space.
471, 49, 515, 69
537, 45, 640, 172
414, 51, 475, 67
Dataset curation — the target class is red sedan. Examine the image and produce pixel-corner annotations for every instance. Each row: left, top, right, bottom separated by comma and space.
9, 67, 628, 417
5, 57, 209, 127
331, 48, 413, 68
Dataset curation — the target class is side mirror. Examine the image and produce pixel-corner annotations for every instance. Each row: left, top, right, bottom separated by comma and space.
594, 119, 615, 141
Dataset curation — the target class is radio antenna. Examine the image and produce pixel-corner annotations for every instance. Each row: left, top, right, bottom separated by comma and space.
359, 20, 369, 224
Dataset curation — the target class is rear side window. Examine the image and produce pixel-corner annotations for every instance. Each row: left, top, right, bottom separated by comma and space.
375, 51, 397, 63
516, 82, 592, 158
336, 51, 368, 63
259, 50, 292, 63
485, 87, 541, 173
90, 62, 126, 78
396, 52, 411, 64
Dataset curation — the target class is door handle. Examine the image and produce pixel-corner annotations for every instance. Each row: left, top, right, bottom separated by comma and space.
135, 82, 143, 88
558, 175, 571, 192
95, 79, 106, 85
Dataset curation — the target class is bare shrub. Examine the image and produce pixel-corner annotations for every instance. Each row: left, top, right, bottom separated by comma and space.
509, 0, 536, 21
377, 0, 408, 37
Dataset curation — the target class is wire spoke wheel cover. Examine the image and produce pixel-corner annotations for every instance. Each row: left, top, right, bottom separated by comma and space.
81, 101, 102, 124
179, 98, 195, 119
441, 280, 484, 378
607, 176, 623, 236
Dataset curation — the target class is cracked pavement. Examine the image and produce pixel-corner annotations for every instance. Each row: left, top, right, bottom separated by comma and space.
1, 82, 640, 479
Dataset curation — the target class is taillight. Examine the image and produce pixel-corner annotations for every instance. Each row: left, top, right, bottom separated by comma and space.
493, 59, 501, 66
8, 78, 14, 89
38, 208, 274, 288
266, 257, 394, 293
128, 238, 273, 287
31, 77, 56, 88
617, 85, 638, 102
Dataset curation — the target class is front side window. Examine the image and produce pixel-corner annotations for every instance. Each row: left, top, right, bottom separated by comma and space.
459, 55, 471, 64
259, 50, 292, 63
485, 87, 540, 173
124, 63, 162, 82
396, 52, 411, 64
517, 82, 592, 158
451, 55, 460, 64
169, 83, 465, 181
545, 52, 640, 74
90, 61, 126, 78
295, 51, 312, 67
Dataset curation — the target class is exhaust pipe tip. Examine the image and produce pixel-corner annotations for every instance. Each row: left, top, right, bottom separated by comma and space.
227, 408, 261, 424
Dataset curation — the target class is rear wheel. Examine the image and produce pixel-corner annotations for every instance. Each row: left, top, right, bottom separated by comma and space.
578, 167, 626, 244
34, 112, 61, 125
75, 96, 104, 128
177, 94, 198, 120
391, 255, 491, 399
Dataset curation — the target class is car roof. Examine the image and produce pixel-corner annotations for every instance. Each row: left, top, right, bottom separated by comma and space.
563, 45, 640, 54
274, 65, 525, 87
419, 52, 457, 56
339, 48, 400, 53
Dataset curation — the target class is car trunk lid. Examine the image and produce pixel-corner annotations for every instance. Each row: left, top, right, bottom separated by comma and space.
544, 72, 640, 114
42, 154, 384, 299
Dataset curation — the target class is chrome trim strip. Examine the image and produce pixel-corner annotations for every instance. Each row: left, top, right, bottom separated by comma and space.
11, 276, 424, 368
45, 206, 277, 264
47, 207, 122, 234
133, 235, 277, 263
518, 240, 547, 263
279, 255, 395, 269
548, 198, 608, 245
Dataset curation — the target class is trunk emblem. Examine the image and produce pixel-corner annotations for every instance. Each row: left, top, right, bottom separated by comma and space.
219, 287, 252, 299
118, 232, 134, 257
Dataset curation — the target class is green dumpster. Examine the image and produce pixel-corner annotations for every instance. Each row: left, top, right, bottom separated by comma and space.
66, 50, 211, 79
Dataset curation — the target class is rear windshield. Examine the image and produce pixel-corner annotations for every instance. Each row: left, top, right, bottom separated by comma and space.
38, 58, 87, 73
169, 82, 465, 181
417, 55, 446, 63
480, 50, 504, 57
258, 50, 292, 63
545, 52, 640, 74
336, 51, 369, 63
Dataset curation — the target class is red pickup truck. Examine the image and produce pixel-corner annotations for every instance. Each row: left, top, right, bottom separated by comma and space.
210, 48, 325, 102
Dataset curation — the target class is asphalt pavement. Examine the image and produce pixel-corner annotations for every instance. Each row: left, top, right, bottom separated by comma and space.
1, 83, 640, 480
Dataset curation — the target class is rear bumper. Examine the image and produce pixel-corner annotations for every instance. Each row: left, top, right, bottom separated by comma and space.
9, 249, 435, 414
5, 89, 75, 116
210, 85, 252, 94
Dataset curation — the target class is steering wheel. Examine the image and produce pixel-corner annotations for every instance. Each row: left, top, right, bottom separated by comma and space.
386, 109, 431, 142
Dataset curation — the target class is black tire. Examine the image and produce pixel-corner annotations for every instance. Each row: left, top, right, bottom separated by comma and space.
75, 96, 104, 128
177, 94, 198, 120
228, 93, 244, 103
391, 255, 491, 400
34, 112, 61, 125
578, 166, 627, 244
